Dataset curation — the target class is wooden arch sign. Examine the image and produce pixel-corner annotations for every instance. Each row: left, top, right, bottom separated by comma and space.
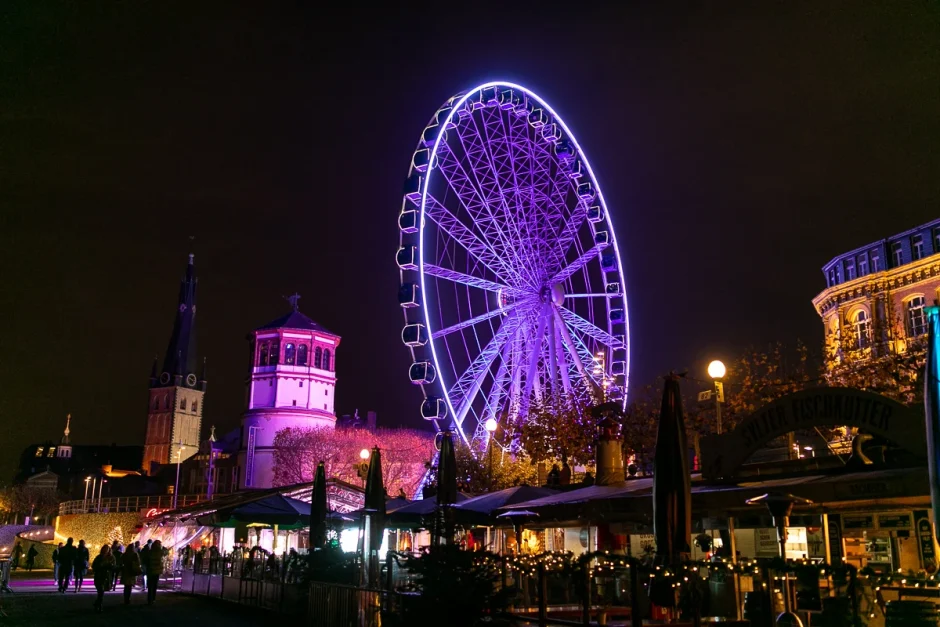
700, 387, 925, 479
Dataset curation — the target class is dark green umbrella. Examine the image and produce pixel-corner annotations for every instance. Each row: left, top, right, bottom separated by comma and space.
434, 430, 458, 545
363, 446, 385, 587
653, 375, 692, 565
309, 461, 327, 550
926, 306, 940, 544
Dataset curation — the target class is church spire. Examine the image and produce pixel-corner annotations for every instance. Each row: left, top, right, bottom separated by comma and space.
159, 254, 199, 387
61, 414, 71, 445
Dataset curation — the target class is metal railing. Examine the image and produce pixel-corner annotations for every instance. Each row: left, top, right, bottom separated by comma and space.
58, 494, 207, 515
309, 582, 384, 627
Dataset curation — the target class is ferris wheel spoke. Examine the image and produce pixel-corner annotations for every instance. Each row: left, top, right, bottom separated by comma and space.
448, 312, 523, 429
550, 240, 608, 285
423, 263, 514, 294
557, 306, 624, 349
553, 307, 602, 392
520, 305, 550, 414
552, 310, 574, 399
565, 293, 617, 299
431, 303, 517, 340
424, 194, 520, 284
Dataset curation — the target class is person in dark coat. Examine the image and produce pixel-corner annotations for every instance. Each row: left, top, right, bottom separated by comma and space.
52, 542, 63, 581
73, 539, 90, 592
139, 540, 151, 589
25, 545, 38, 571
91, 545, 115, 612
120, 544, 141, 605
57, 538, 76, 592
146, 540, 164, 605
10, 543, 22, 571
111, 542, 123, 591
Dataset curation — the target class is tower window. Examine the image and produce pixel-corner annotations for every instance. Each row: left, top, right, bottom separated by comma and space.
292, 400, 297, 406
164, 395, 170, 409
297, 344, 308, 366
259, 342, 269, 367
180, 398, 187, 411
858, 254, 868, 276
853, 310, 871, 350
191, 401, 198, 414
314, 347, 322, 369
323, 350, 331, 371
299, 381, 303, 388
912, 235, 924, 261
153, 398, 160, 410
269, 342, 280, 366
324, 404, 328, 410
285, 343, 296, 365
908, 296, 927, 337
891, 242, 903, 267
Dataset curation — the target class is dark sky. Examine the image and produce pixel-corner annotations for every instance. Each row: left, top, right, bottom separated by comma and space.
1, 2, 937, 483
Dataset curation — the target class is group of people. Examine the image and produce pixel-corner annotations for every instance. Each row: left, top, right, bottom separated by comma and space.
9, 542, 39, 571
52, 538, 165, 611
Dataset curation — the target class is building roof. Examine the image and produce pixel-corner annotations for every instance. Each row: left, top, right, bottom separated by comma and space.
256, 310, 336, 336
159, 254, 199, 383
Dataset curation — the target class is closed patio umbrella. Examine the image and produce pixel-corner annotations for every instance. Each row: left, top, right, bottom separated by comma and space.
926, 307, 940, 543
653, 375, 692, 564
434, 431, 458, 545
309, 461, 327, 550
362, 446, 385, 587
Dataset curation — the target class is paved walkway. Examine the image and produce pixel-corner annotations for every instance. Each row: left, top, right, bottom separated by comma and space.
0, 571, 272, 626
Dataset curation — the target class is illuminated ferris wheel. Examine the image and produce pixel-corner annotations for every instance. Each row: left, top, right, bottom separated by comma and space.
397, 81, 630, 451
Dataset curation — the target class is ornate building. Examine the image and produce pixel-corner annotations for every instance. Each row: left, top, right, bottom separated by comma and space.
237, 296, 340, 489
812, 218, 940, 376
143, 254, 207, 474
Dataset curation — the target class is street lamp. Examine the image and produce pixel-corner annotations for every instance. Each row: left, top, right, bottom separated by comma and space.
359, 448, 371, 461
83, 477, 92, 512
97, 479, 107, 512
484, 418, 498, 491
707, 360, 726, 434
357, 449, 371, 488
173, 445, 186, 509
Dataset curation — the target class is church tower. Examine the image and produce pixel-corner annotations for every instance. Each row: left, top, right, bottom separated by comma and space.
237, 294, 340, 489
143, 254, 206, 474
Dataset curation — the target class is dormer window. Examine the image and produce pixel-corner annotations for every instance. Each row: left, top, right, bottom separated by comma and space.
913, 235, 924, 261
297, 344, 308, 366
828, 269, 836, 287
858, 254, 868, 276
892, 242, 903, 267
845, 259, 855, 281
285, 343, 296, 365
871, 250, 881, 272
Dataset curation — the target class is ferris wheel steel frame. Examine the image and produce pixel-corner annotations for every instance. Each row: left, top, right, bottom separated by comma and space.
398, 80, 630, 453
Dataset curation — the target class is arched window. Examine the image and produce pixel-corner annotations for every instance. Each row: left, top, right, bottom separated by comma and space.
259, 342, 269, 367
269, 342, 280, 366
908, 296, 927, 337
153, 397, 160, 410
323, 350, 331, 371
285, 343, 296, 365
314, 347, 322, 369
192, 401, 198, 414
180, 398, 187, 411
853, 310, 871, 350
297, 344, 308, 366
164, 394, 170, 409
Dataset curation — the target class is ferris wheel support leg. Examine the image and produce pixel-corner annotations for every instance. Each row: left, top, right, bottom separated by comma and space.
547, 307, 560, 407
521, 310, 548, 416
553, 307, 574, 401
553, 307, 597, 397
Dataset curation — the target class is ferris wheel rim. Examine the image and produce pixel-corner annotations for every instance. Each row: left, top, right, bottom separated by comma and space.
406, 80, 631, 445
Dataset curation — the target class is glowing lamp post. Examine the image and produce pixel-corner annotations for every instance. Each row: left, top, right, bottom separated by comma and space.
357, 449, 371, 487
173, 445, 186, 509
83, 477, 92, 513
484, 418, 498, 491
707, 360, 726, 434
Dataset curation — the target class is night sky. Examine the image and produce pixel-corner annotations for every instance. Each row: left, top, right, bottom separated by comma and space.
1, 2, 937, 483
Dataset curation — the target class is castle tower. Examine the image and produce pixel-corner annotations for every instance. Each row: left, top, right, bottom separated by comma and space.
238, 294, 340, 489
143, 254, 206, 474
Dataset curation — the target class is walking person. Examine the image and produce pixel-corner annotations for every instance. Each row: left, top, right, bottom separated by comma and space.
25, 545, 38, 572
145, 540, 164, 605
57, 538, 75, 592
111, 542, 123, 591
138, 540, 151, 590
91, 545, 115, 613
10, 543, 22, 571
52, 542, 63, 582
120, 544, 141, 605
73, 539, 89, 592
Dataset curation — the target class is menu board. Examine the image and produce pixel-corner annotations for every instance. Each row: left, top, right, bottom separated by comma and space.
877, 513, 912, 529
842, 515, 875, 530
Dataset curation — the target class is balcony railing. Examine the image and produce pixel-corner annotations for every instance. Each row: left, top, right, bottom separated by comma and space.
58, 494, 207, 516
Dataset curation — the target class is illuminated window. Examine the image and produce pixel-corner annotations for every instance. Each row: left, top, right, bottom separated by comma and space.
297, 344, 308, 366
912, 235, 924, 261
908, 296, 927, 337
858, 254, 868, 276
323, 350, 331, 371
891, 242, 903, 267
871, 250, 881, 272
285, 343, 296, 365
35, 447, 43, 457
853, 310, 871, 350
47, 447, 55, 458
845, 259, 855, 281
180, 398, 187, 411
192, 401, 198, 414
269, 342, 280, 366
259, 343, 269, 366
314, 347, 322, 369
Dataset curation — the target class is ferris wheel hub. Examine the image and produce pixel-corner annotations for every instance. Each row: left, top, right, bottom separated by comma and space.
540, 283, 565, 306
